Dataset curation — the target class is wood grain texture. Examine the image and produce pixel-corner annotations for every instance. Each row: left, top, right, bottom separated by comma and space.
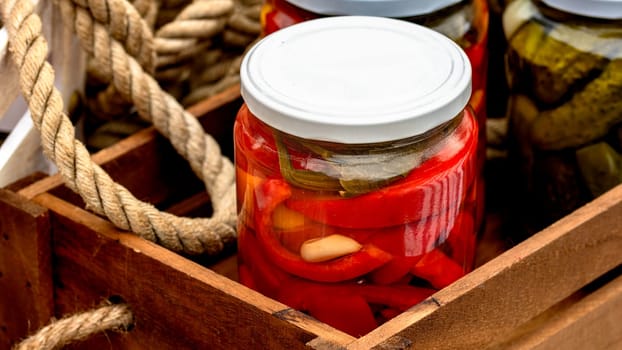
347, 183, 622, 350
0, 189, 53, 349
33, 192, 353, 349
494, 270, 622, 350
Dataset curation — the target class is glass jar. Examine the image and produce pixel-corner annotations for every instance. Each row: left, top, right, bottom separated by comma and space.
234, 17, 481, 336
260, 0, 489, 134
503, 0, 622, 230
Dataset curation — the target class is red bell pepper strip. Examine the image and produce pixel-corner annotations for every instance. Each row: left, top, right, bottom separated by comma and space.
285, 110, 478, 229
305, 293, 377, 337
380, 308, 402, 323
445, 210, 476, 268
234, 104, 315, 175
279, 281, 435, 315
254, 179, 393, 282
237, 264, 256, 291
368, 256, 420, 285
411, 249, 466, 289
238, 225, 292, 299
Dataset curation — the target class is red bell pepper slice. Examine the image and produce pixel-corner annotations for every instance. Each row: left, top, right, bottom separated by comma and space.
380, 308, 402, 322
254, 179, 393, 282
235, 104, 316, 175
285, 110, 478, 229
368, 256, 420, 285
237, 264, 256, 291
445, 210, 477, 268
279, 281, 435, 316
411, 249, 466, 289
238, 225, 292, 299
305, 293, 377, 337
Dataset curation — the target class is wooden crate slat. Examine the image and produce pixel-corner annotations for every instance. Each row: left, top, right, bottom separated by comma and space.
33, 192, 355, 349
490, 269, 622, 350
347, 184, 622, 350
0, 189, 53, 348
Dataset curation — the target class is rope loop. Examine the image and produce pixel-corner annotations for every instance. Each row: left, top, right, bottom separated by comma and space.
14, 303, 133, 350
0, 0, 259, 255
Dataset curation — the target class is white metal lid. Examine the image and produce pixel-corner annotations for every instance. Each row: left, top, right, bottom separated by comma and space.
285, 0, 464, 17
542, 0, 622, 19
240, 16, 472, 144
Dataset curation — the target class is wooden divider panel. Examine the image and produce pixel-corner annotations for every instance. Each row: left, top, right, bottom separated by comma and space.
0, 189, 53, 348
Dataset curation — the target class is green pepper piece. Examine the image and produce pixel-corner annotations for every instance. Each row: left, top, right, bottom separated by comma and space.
576, 142, 622, 197
275, 134, 343, 192
277, 116, 461, 195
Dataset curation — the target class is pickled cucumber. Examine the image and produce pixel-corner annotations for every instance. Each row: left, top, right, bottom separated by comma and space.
576, 142, 622, 197
508, 20, 609, 104
531, 59, 622, 150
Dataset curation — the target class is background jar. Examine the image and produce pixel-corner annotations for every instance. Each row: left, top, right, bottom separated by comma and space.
503, 0, 622, 230
234, 16, 480, 337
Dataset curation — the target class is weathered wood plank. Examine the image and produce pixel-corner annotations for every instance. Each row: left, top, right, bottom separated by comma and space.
0, 189, 53, 348
33, 192, 354, 349
348, 183, 622, 350
494, 268, 622, 350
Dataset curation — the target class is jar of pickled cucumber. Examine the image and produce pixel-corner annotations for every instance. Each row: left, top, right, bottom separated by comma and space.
503, 0, 622, 230
234, 16, 480, 337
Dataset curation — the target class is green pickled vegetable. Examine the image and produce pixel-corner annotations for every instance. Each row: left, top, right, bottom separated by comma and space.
274, 117, 461, 196
275, 135, 343, 192
531, 59, 622, 150
508, 20, 610, 104
275, 134, 419, 196
576, 142, 622, 197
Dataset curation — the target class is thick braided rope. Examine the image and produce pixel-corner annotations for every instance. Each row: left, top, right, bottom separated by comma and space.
155, 0, 232, 65
131, 0, 159, 28
77, 0, 157, 121
181, 0, 260, 105
14, 304, 133, 350
3, 0, 237, 255
71, 0, 155, 72
59, 0, 237, 216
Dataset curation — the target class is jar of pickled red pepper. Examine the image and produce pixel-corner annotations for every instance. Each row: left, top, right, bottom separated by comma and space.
260, 0, 489, 142
234, 16, 480, 337
503, 0, 622, 230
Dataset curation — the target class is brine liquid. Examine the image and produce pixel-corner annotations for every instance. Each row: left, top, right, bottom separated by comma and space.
234, 105, 481, 337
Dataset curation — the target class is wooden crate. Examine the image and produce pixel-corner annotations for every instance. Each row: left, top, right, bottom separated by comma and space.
1, 85, 622, 349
